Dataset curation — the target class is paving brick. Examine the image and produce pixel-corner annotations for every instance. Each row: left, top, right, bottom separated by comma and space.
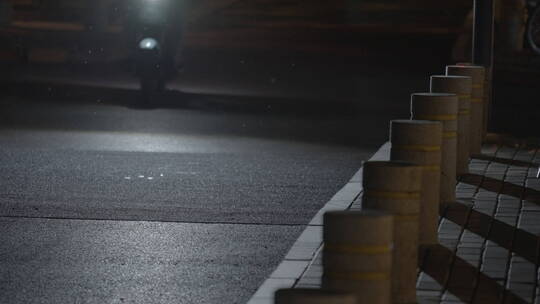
441, 292, 462, 302
507, 282, 535, 302
249, 142, 540, 304
457, 247, 483, 255
483, 248, 510, 259
509, 261, 537, 283
418, 279, 445, 291
481, 262, 508, 271
418, 297, 442, 304
526, 179, 540, 191
417, 290, 442, 297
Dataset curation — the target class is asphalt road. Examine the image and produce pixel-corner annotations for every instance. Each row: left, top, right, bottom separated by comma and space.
0, 91, 392, 303
0, 50, 433, 303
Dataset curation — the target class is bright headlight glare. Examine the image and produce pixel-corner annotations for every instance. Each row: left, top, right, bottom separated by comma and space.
139, 38, 158, 50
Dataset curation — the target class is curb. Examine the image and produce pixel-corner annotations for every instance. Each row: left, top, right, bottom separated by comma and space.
249, 140, 540, 304
247, 142, 391, 304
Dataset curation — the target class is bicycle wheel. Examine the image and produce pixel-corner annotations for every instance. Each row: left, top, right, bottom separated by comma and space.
527, 6, 540, 54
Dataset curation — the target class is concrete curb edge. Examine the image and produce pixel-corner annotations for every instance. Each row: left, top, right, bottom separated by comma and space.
247, 142, 391, 304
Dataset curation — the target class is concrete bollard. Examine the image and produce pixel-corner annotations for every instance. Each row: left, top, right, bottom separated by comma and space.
430, 75, 472, 176
275, 288, 356, 304
322, 210, 393, 304
390, 120, 442, 245
446, 65, 486, 155
410, 93, 459, 204
362, 161, 421, 304
483, 69, 491, 139
457, 62, 491, 141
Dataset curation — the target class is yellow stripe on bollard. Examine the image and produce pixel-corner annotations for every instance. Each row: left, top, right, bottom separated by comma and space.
443, 131, 458, 138
471, 98, 483, 103
362, 161, 421, 303
415, 114, 457, 121
324, 244, 392, 255
431, 75, 472, 176
325, 272, 390, 281
395, 215, 420, 221
445, 65, 486, 155
417, 165, 441, 171
322, 210, 393, 303
391, 145, 441, 152
411, 93, 458, 205
364, 190, 421, 200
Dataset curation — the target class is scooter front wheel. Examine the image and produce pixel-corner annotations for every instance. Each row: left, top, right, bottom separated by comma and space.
527, 6, 540, 55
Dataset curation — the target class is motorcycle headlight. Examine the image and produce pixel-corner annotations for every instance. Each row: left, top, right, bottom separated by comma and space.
139, 38, 159, 50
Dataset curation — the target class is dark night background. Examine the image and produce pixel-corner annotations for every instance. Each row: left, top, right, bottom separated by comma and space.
0, 1, 538, 303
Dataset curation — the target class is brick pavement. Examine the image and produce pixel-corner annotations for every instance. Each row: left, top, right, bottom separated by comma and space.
248, 139, 540, 304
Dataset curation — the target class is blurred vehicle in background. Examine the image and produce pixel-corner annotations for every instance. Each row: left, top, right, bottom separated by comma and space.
0, 0, 183, 102
130, 0, 183, 103
496, 0, 540, 55
0, 0, 128, 64
527, 0, 540, 54
2, 0, 475, 65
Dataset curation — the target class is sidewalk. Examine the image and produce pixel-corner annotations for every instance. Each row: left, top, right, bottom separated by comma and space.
248, 138, 540, 304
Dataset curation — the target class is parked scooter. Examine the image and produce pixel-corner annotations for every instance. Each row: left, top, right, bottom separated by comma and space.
130, 0, 181, 104
137, 37, 164, 103
526, 0, 540, 54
